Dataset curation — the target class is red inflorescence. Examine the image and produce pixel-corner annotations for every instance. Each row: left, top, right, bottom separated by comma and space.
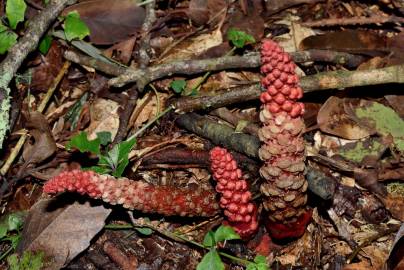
259, 40, 311, 239
209, 147, 259, 239
260, 40, 304, 118
43, 170, 220, 217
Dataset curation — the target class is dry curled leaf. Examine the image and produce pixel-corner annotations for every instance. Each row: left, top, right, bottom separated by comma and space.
300, 30, 387, 56
317, 96, 371, 140
379, 193, 404, 222
17, 197, 112, 269
21, 112, 57, 172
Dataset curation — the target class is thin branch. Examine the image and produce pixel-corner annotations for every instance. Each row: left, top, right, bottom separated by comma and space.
138, 0, 156, 69
64, 50, 126, 76
302, 15, 404, 28
0, 0, 76, 148
108, 50, 367, 89
171, 64, 404, 112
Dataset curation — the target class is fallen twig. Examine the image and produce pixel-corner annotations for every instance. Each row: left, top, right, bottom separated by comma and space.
138, 0, 156, 69
171, 64, 404, 112
108, 50, 368, 89
302, 15, 404, 27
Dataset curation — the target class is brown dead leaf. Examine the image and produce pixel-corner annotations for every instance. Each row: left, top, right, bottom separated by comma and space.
225, 8, 265, 43
386, 223, 404, 270
385, 95, 404, 118
343, 261, 377, 270
21, 112, 57, 171
131, 92, 169, 131
30, 42, 64, 92
317, 96, 371, 140
87, 98, 120, 140
103, 37, 136, 65
160, 29, 223, 63
380, 193, 404, 221
63, 0, 145, 45
300, 30, 387, 56
188, 0, 227, 26
17, 197, 112, 269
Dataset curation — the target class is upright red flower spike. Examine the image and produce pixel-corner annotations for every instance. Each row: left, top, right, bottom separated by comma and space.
209, 147, 259, 239
259, 40, 311, 239
43, 170, 220, 217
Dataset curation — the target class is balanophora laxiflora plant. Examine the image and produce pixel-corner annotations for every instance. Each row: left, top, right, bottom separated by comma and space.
44, 170, 220, 217
43, 39, 310, 240
209, 147, 258, 238
258, 40, 311, 239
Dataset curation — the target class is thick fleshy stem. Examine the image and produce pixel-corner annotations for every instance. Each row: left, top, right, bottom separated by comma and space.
209, 147, 259, 239
43, 170, 220, 217
259, 40, 311, 239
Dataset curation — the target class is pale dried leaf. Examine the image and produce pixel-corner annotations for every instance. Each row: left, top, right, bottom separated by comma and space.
87, 98, 120, 140
17, 198, 111, 269
317, 97, 371, 140
161, 29, 223, 63
22, 112, 57, 167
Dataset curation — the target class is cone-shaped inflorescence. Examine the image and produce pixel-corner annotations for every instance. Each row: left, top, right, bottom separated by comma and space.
210, 147, 259, 239
43, 170, 220, 217
259, 40, 311, 239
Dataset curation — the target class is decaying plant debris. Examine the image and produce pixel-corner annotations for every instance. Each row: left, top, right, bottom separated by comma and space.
0, 0, 403, 269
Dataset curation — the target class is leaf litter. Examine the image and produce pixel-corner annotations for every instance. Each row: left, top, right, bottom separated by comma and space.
0, 0, 404, 269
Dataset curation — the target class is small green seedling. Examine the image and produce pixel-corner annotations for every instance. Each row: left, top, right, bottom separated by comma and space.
227, 28, 256, 49
197, 225, 269, 270
63, 11, 90, 42
66, 131, 136, 177
6, 0, 27, 30
7, 251, 44, 270
0, 212, 25, 262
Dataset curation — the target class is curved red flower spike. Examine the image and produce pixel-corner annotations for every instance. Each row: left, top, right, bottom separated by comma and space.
44, 170, 220, 217
209, 147, 259, 239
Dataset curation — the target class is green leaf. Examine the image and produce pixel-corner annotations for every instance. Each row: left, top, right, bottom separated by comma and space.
66, 131, 101, 155
0, 26, 17, 54
246, 256, 269, 270
202, 231, 216, 247
235, 120, 249, 133
7, 234, 21, 249
254, 255, 266, 264
105, 138, 136, 177
339, 138, 386, 163
63, 11, 90, 41
38, 35, 52, 55
64, 92, 88, 130
0, 225, 7, 239
214, 225, 241, 243
85, 165, 111, 175
135, 227, 153, 236
8, 251, 44, 270
8, 213, 23, 231
196, 249, 225, 270
170, 80, 187, 94
96, 131, 112, 146
6, 0, 27, 30
246, 263, 257, 270
227, 28, 255, 49
354, 101, 404, 152
7, 254, 19, 270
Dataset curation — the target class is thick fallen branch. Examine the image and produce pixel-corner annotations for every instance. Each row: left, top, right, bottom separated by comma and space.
0, 0, 76, 149
176, 113, 261, 158
108, 50, 366, 88
171, 64, 404, 112
175, 113, 336, 199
